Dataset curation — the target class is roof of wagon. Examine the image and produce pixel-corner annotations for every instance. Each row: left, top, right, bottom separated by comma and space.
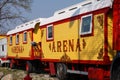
40, 0, 113, 26
7, 18, 46, 35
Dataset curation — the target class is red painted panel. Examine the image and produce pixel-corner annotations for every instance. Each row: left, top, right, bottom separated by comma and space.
41, 59, 112, 65
113, 0, 120, 50
88, 68, 104, 80
1, 58, 8, 61
7, 56, 34, 60
103, 9, 111, 64
49, 62, 56, 75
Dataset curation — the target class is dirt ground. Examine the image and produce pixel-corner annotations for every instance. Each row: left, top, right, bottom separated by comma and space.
0, 67, 89, 80
0, 67, 59, 80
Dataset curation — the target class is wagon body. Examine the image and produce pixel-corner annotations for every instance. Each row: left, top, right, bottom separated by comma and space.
5, 0, 120, 80
0, 38, 7, 58
40, 0, 115, 64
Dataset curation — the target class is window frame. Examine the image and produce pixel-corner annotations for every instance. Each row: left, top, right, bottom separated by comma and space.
16, 33, 19, 45
2, 45, 4, 51
9, 35, 12, 45
80, 14, 93, 35
47, 24, 54, 41
23, 31, 27, 44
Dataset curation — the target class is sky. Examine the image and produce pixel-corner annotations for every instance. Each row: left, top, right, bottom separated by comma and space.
25, 0, 83, 21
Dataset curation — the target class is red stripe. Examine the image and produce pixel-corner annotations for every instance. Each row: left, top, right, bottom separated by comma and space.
113, 0, 120, 50
41, 58, 111, 65
7, 56, 39, 60
103, 8, 110, 64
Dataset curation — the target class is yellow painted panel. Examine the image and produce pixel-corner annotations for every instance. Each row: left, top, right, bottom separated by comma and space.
42, 13, 106, 61
107, 11, 116, 60
0, 35, 6, 39
7, 31, 32, 58
33, 23, 41, 43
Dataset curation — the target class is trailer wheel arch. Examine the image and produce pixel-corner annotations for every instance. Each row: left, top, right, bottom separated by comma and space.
110, 56, 120, 80
56, 63, 67, 80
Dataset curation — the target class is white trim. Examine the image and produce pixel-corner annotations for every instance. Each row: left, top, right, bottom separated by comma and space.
80, 14, 92, 35
7, 18, 45, 35
40, 0, 112, 26
47, 24, 53, 40
6, 0, 112, 35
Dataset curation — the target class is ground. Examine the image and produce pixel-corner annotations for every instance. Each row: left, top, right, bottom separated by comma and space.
0, 67, 59, 80
0, 67, 88, 80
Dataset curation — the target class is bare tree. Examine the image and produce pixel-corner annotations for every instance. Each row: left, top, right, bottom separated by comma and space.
0, 0, 32, 34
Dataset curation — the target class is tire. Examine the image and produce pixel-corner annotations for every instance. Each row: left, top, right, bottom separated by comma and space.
26, 61, 33, 73
0, 61, 2, 67
111, 57, 120, 80
56, 63, 67, 80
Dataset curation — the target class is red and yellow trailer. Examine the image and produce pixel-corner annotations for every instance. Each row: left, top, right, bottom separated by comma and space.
6, 0, 120, 80
7, 18, 44, 71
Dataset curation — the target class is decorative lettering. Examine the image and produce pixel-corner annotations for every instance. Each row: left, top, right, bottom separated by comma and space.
52, 42, 56, 52
76, 39, 81, 52
33, 42, 43, 57
49, 43, 51, 50
83, 39, 86, 49
63, 40, 67, 52
97, 15, 103, 27
57, 41, 62, 52
69, 39, 74, 52
49, 39, 86, 52
97, 47, 103, 59
12, 46, 24, 53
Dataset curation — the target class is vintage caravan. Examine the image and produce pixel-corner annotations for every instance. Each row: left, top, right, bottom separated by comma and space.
0, 38, 9, 66
6, 18, 44, 70
6, 0, 120, 80
0, 35, 6, 39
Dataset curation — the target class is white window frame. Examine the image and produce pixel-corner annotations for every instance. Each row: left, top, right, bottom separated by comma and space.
47, 24, 53, 40
2, 45, 4, 51
10, 35, 12, 44
16, 33, 19, 44
80, 14, 92, 35
23, 31, 27, 42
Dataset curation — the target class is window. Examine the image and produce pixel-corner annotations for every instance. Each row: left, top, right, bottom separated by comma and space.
10, 35, 12, 45
2, 45, 4, 51
47, 25, 53, 40
16, 34, 19, 44
80, 14, 92, 35
23, 31, 27, 43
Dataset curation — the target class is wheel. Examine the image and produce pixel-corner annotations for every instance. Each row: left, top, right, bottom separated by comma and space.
32, 61, 40, 72
56, 63, 67, 80
0, 61, 2, 67
111, 58, 120, 80
26, 61, 33, 73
